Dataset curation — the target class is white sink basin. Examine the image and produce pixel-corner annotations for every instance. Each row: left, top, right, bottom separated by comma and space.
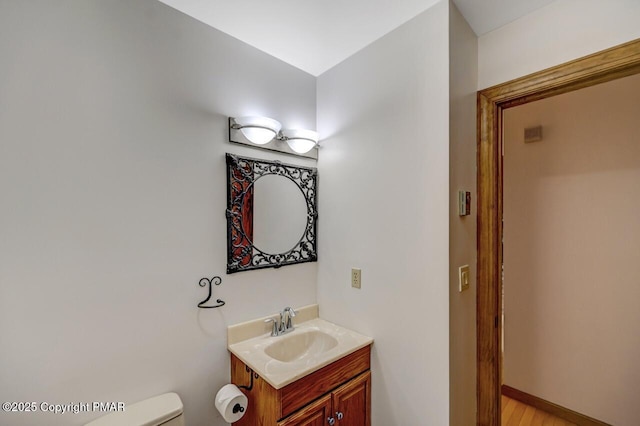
264, 330, 338, 362
228, 312, 373, 389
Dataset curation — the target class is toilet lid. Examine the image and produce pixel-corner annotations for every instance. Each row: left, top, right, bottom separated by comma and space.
84, 393, 183, 426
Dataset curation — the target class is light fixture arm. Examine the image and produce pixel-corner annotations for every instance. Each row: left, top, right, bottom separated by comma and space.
231, 123, 277, 133
276, 133, 317, 144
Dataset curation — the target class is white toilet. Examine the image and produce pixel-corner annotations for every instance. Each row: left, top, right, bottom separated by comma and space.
84, 393, 184, 426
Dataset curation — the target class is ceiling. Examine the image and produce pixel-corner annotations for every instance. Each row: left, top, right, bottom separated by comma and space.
158, 0, 557, 76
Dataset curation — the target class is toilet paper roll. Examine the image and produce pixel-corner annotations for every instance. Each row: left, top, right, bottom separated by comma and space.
215, 384, 248, 423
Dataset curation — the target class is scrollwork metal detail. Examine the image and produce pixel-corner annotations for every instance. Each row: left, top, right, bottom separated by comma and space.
226, 153, 318, 274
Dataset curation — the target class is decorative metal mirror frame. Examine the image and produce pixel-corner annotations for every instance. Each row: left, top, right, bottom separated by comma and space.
225, 153, 318, 274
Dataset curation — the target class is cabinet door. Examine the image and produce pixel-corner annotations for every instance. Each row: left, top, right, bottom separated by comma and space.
278, 394, 332, 426
332, 371, 371, 426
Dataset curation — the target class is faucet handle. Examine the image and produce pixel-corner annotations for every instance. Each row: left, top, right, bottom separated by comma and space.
282, 307, 297, 331
264, 318, 278, 336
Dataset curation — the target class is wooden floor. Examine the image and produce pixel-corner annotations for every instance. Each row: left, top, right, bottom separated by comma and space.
502, 395, 577, 426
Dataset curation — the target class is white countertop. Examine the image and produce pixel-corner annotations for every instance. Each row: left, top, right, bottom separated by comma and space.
227, 309, 373, 389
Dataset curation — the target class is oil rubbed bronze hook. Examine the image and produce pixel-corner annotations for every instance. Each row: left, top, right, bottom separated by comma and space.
197, 276, 225, 309
237, 365, 258, 391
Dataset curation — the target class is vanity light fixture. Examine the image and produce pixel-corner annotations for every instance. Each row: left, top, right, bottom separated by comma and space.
280, 129, 319, 154
228, 116, 319, 160
231, 116, 282, 145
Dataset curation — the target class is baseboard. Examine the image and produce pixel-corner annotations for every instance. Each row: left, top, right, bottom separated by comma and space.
501, 384, 612, 426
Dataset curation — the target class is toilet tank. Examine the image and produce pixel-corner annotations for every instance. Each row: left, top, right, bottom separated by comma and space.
84, 393, 184, 426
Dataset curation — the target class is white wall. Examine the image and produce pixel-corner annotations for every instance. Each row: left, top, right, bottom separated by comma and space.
316, 2, 450, 424
503, 73, 640, 426
448, 2, 478, 425
0, 1, 317, 425
478, 0, 640, 89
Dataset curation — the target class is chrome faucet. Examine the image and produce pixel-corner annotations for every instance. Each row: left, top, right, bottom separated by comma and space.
281, 307, 297, 333
264, 307, 297, 337
264, 317, 279, 337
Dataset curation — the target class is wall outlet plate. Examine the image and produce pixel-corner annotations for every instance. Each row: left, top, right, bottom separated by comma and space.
459, 265, 470, 292
351, 268, 361, 289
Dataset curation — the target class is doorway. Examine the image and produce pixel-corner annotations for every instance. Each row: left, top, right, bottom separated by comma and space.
476, 39, 640, 426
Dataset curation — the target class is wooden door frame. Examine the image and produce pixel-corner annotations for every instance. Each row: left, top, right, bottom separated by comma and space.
476, 38, 640, 426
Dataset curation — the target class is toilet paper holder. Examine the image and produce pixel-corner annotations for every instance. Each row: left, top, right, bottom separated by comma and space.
215, 383, 248, 422
197, 276, 226, 309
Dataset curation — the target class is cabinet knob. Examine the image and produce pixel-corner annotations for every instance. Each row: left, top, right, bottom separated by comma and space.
336, 411, 344, 420
327, 417, 336, 425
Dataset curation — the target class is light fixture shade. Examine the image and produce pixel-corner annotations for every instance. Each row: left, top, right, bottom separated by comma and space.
235, 116, 281, 145
281, 129, 319, 154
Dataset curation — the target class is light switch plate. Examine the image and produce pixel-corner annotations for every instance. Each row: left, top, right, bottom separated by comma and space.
459, 265, 470, 292
458, 191, 471, 216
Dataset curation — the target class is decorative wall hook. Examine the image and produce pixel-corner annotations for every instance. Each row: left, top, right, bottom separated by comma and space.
237, 365, 258, 392
197, 276, 225, 309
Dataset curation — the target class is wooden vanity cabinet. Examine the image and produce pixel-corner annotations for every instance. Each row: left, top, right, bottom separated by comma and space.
277, 394, 332, 426
231, 345, 371, 426
329, 371, 371, 426
278, 371, 371, 426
